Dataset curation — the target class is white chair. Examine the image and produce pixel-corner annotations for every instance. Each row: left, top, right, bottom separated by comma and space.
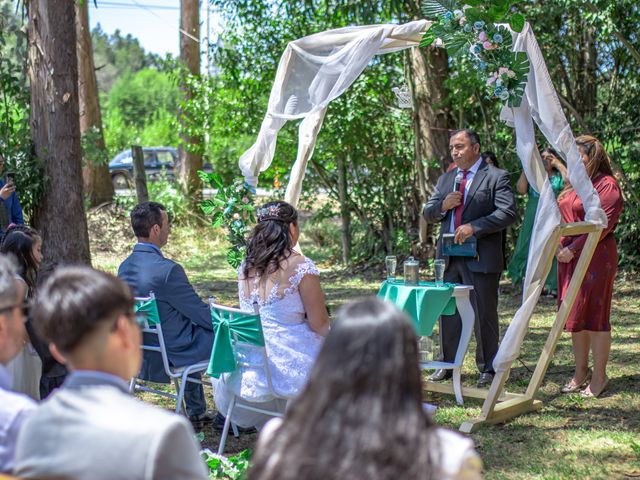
130, 293, 210, 415
209, 301, 289, 454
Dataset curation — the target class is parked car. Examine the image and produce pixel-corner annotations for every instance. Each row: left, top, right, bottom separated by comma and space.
108, 147, 178, 190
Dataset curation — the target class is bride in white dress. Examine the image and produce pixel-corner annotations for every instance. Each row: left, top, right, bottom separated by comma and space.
213, 201, 329, 429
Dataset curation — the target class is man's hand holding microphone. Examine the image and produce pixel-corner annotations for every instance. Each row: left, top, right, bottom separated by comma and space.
441, 172, 474, 244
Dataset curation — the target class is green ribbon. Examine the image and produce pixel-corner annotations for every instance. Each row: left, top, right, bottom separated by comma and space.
134, 298, 160, 326
207, 308, 265, 378
376, 280, 456, 336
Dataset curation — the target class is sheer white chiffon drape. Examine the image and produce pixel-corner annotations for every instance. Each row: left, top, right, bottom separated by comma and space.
237, 20, 606, 374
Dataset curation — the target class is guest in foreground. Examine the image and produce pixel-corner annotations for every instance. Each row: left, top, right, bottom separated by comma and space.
0, 255, 36, 474
213, 201, 329, 429
118, 201, 214, 427
424, 129, 516, 388
556, 136, 623, 398
14, 267, 208, 480
248, 298, 482, 480
508, 147, 567, 295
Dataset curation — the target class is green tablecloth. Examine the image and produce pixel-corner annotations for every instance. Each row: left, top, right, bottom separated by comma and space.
377, 280, 457, 336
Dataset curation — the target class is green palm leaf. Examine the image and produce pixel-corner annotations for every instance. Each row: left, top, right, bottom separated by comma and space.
421, 0, 457, 19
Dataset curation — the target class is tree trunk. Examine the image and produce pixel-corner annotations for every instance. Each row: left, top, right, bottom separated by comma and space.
28, 0, 91, 265
75, 0, 114, 206
575, 19, 597, 123
178, 0, 203, 199
405, 43, 453, 260
337, 154, 351, 264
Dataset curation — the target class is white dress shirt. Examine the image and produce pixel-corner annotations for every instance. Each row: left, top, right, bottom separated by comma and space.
0, 364, 36, 474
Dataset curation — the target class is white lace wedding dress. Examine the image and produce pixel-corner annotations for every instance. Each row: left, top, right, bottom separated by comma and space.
213, 255, 324, 428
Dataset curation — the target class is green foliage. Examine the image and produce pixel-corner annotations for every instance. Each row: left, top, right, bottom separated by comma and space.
81, 126, 109, 167
201, 449, 251, 480
199, 172, 255, 268
91, 24, 161, 93
116, 172, 191, 225
107, 68, 178, 129
0, 3, 45, 221
420, 1, 529, 106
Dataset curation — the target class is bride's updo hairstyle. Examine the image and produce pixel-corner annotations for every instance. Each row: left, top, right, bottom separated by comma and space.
243, 201, 298, 278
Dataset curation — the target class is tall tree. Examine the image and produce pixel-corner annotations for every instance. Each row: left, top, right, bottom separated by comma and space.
28, 0, 91, 265
177, 0, 202, 199
75, 0, 114, 207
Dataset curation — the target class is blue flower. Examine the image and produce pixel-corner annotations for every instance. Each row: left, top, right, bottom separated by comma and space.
444, 11, 453, 20
499, 89, 511, 101
479, 61, 488, 70
463, 23, 473, 33
493, 33, 503, 43
495, 78, 503, 87
472, 44, 482, 54
473, 21, 485, 30
494, 86, 504, 96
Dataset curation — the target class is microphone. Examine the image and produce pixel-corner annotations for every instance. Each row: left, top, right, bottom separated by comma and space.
454, 172, 464, 192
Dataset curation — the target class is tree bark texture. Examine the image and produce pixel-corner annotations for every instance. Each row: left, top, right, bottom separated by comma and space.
178, 0, 203, 199
28, 0, 91, 265
405, 44, 454, 259
337, 154, 350, 264
75, 0, 114, 206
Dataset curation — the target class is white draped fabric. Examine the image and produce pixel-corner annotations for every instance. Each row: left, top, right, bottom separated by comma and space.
239, 20, 607, 374
238, 20, 431, 204
492, 23, 607, 372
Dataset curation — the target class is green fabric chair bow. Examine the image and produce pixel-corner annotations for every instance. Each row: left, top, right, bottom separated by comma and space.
134, 297, 160, 326
207, 308, 265, 378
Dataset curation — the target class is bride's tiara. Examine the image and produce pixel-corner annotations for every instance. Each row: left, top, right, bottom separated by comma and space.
256, 205, 283, 223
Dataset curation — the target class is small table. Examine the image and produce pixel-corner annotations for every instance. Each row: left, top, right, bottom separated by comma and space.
377, 280, 475, 405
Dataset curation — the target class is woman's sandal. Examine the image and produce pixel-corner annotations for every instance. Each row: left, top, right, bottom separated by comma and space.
580, 377, 609, 399
560, 368, 591, 394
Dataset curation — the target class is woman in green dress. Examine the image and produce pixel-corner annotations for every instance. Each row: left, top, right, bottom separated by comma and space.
508, 148, 567, 295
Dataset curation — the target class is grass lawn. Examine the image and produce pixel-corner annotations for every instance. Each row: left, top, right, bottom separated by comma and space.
91, 211, 640, 479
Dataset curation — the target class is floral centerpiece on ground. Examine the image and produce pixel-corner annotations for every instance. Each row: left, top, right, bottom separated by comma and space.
420, 0, 530, 107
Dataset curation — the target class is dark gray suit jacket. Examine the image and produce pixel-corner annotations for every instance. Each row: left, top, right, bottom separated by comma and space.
424, 160, 516, 274
118, 244, 214, 382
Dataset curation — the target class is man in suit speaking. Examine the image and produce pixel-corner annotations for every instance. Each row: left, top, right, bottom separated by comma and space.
118, 202, 214, 427
424, 129, 516, 388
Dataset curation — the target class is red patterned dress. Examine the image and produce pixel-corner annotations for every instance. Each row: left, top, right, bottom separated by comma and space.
557, 174, 623, 332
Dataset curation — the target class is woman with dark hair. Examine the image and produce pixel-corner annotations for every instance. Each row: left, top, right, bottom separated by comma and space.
213, 201, 329, 429
556, 136, 623, 398
508, 147, 567, 295
248, 298, 482, 480
482, 150, 499, 168
1, 225, 43, 399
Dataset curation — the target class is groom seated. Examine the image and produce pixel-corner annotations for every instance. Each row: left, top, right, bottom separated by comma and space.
13, 267, 208, 479
118, 202, 215, 428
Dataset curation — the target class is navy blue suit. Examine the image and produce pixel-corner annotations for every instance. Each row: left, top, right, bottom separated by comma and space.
118, 244, 214, 415
0, 179, 24, 232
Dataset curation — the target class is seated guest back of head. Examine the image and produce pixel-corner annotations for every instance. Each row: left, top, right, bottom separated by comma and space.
118, 201, 215, 427
248, 298, 482, 480
0, 254, 36, 474
213, 201, 329, 430
14, 267, 209, 480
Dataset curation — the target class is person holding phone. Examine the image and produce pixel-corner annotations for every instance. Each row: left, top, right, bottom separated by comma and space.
0, 152, 24, 233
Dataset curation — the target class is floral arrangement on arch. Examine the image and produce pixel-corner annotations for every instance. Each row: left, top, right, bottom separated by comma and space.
420, 0, 530, 107
199, 171, 256, 269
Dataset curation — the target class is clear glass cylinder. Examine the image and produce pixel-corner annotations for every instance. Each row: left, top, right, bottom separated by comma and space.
418, 336, 432, 363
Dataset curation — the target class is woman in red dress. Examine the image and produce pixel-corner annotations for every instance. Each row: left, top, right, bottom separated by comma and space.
556, 135, 623, 398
